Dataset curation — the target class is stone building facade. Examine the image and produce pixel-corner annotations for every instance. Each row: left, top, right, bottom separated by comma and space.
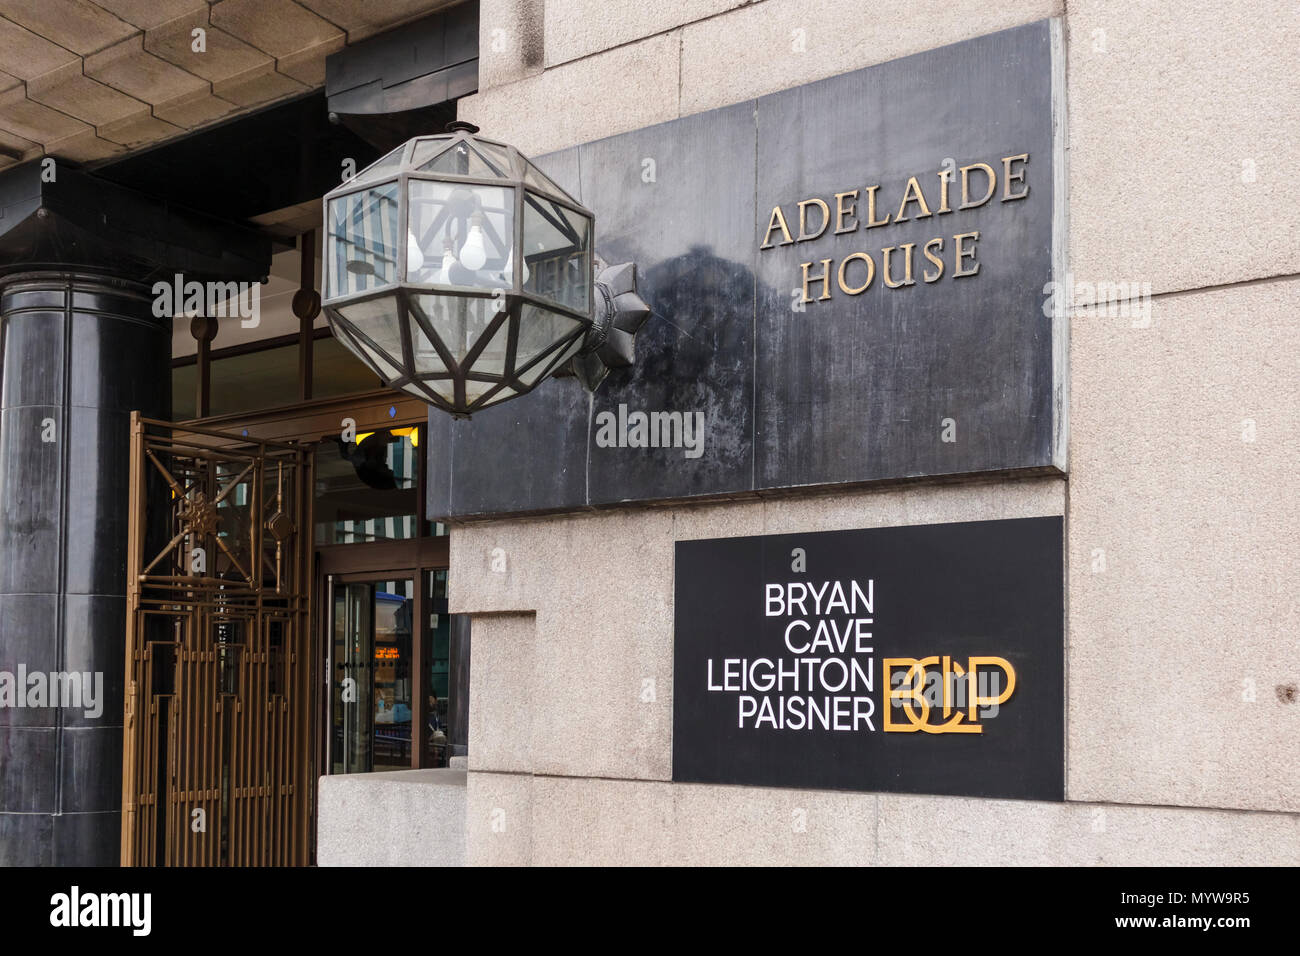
430, 0, 1298, 865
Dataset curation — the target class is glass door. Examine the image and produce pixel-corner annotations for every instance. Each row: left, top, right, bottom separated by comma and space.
330, 576, 415, 774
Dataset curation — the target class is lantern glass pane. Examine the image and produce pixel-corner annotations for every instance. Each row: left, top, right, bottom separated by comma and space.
407, 135, 450, 162
521, 191, 591, 314
414, 139, 512, 180
408, 181, 515, 292
476, 385, 519, 408
412, 294, 503, 368
516, 329, 583, 387
336, 296, 405, 379
426, 379, 456, 401
328, 318, 374, 373
467, 315, 510, 378
520, 161, 569, 201
327, 183, 400, 299
464, 378, 499, 402
473, 141, 517, 177
411, 319, 449, 376
409, 138, 445, 169
349, 144, 406, 187
548, 331, 587, 380
515, 303, 581, 373
516, 341, 563, 387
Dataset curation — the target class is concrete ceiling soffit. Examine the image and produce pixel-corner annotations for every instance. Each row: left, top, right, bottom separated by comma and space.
0, 0, 459, 168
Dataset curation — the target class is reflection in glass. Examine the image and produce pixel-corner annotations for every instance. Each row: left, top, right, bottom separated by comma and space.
371, 580, 413, 771
314, 429, 420, 545
425, 570, 451, 768
336, 298, 406, 379
411, 293, 501, 368
327, 183, 400, 299
408, 181, 515, 291
332, 578, 413, 774
332, 582, 372, 774
521, 190, 591, 314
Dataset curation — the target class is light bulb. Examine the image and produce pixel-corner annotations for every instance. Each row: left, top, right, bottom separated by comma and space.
437, 243, 457, 285
459, 215, 487, 271
406, 230, 425, 274
503, 248, 529, 284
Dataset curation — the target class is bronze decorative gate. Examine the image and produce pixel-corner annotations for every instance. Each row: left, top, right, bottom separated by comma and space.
121, 415, 314, 866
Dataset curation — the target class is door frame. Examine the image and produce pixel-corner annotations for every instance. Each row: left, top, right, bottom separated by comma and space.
316, 537, 450, 779
328, 570, 417, 775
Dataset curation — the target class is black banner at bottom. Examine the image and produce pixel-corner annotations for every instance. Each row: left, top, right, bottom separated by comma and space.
0, 865, 1281, 943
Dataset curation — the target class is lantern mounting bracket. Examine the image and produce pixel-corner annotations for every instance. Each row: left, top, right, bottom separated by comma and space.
570, 258, 651, 392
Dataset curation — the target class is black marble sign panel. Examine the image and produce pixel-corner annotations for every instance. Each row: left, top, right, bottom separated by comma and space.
428, 20, 1064, 518
581, 102, 756, 505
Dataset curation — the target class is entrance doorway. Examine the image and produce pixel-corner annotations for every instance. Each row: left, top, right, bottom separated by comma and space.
120, 415, 314, 867
136, 233, 471, 866
124, 405, 470, 866
331, 577, 413, 774
321, 561, 466, 774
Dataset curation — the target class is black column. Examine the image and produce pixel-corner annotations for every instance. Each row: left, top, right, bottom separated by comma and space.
0, 273, 169, 866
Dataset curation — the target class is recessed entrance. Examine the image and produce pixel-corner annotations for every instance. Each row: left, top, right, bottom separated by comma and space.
122, 247, 471, 865
332, 576, 413, 773
329, 569, 461, 774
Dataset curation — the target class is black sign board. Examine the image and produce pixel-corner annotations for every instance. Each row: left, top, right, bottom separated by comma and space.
428, 20, 1066, 520
672, 517, 1064, 800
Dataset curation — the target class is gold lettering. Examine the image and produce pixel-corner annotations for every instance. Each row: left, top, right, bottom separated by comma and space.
1001, 153, 1029, 201
881, 244, 916, 288
953, 231, 980, 278
936, 168, 952, 214
863, 185, 891, 228
836, 252, 875, 295
760, 205, 794, 249
883, 659, 925, 733
796, 198, 830, 242
941, 656, 965, 718
922, 237, 945, 282
800, 259, 833, 302
966, 656, 1016, 721
894, 176, 932, 222
959, 163, 996, 210
834, 190, 860, 234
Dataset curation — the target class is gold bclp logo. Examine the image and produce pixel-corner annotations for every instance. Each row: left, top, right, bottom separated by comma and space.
883, 656, 1016, 734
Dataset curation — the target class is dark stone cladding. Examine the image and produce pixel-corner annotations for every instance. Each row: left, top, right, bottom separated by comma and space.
0, 143, 269, 867
427, 19, 1065, 520
0, 272, 169, 866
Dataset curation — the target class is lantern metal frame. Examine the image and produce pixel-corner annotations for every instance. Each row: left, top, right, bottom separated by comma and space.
321, 123, 646, 417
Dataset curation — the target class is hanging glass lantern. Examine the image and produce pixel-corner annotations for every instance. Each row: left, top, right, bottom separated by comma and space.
321, 122, 648, 416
